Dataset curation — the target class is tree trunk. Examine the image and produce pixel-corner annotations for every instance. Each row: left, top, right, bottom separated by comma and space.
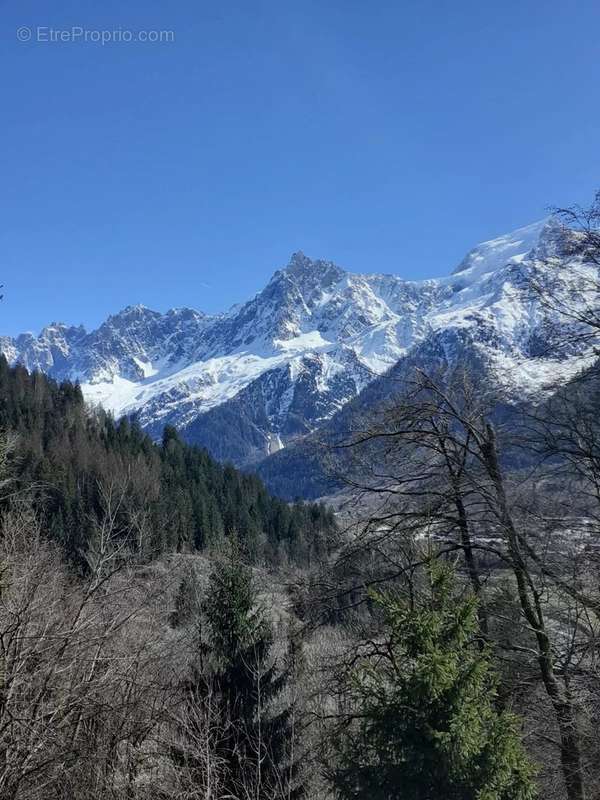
453, 485, 489, 640
481, 423, 586, 800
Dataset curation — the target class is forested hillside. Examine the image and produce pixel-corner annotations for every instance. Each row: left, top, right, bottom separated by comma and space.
0, 356, 335, 568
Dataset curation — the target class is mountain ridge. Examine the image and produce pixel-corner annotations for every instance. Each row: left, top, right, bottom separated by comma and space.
2, 217, 596, 472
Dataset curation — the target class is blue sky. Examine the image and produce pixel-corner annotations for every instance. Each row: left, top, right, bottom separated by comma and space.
2, 0, 600, 336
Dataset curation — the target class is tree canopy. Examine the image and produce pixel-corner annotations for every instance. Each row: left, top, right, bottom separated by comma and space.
0, 357, 336, 568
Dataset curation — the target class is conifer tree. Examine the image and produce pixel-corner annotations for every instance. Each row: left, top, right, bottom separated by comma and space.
203, 538, 302, 798
332, 562, 537, 800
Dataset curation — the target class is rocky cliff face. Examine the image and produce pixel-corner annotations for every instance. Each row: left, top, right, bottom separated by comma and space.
2, 218, 597, 467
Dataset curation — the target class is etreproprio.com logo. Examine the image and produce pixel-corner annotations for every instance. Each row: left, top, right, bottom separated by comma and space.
16, 26, 175, 44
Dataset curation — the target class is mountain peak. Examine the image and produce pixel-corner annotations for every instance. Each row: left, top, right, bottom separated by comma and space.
284, 250, 316, 276
288, 250, 309, 266
103, 304, 161, 328
451, 219, 551, 277
116, 303, 154, 316
283, 251, 345, 292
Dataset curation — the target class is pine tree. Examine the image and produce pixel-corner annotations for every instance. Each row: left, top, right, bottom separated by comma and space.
332, 562, 537, 800
202, 539, 302, 799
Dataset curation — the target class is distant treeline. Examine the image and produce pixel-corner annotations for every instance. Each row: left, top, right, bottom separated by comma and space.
0, 357, 336, 568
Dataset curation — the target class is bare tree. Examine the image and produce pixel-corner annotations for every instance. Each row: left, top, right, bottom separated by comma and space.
0, 484, 184, 799
314, 366, 594, 800
528, 192, 600, 364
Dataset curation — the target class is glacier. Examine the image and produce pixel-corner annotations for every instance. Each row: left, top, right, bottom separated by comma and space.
2, 217, 597, 465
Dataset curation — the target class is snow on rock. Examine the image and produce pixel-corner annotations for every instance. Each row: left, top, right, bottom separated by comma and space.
2, 218, 597, 464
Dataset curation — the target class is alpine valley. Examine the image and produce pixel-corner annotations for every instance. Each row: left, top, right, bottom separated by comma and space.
2, 217, 597, 494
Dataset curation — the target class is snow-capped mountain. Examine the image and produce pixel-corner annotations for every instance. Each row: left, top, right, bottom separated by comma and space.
2, 218, 597, 467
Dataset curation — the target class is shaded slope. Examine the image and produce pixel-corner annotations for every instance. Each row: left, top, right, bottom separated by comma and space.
0, 357, 336, 566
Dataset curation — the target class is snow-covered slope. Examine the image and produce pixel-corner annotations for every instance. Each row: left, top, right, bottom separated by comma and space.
2, 218, 597, 466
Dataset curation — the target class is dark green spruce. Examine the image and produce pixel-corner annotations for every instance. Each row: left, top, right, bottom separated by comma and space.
0, 357, 336, 568
183, 542, 303, 799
